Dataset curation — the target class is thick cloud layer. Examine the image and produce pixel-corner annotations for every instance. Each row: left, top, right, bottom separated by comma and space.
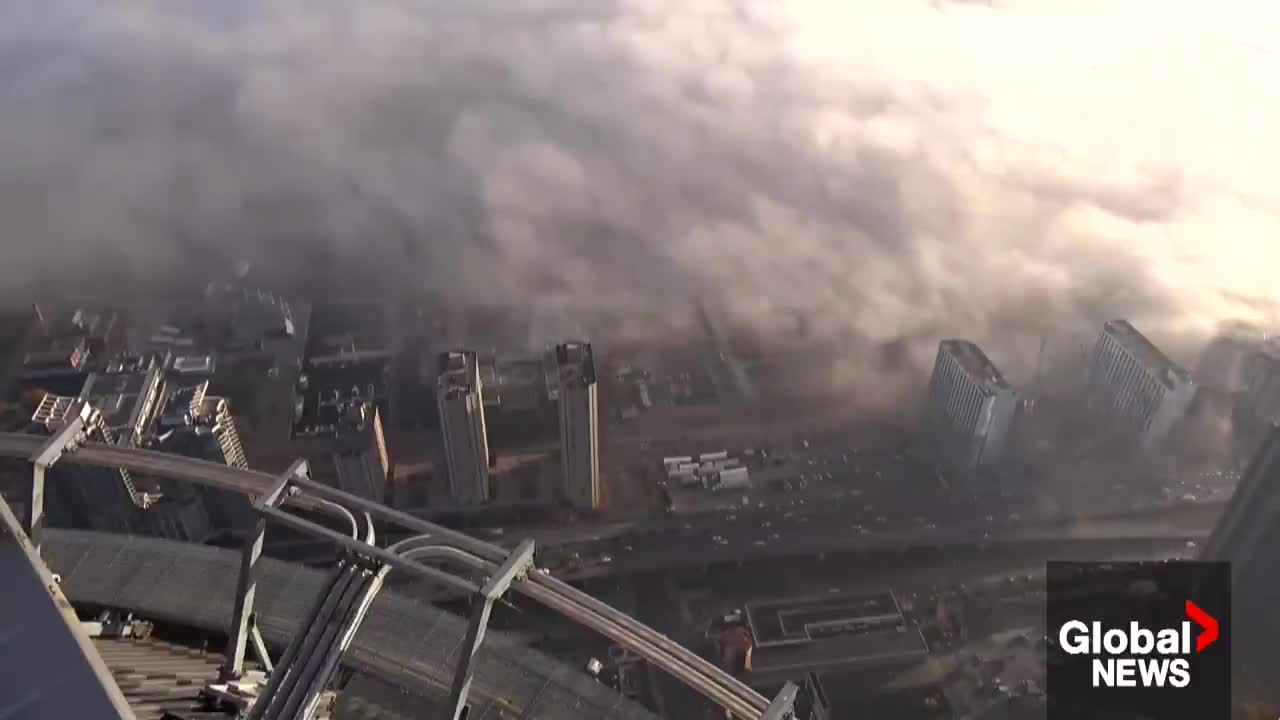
1, 0, 1277, 385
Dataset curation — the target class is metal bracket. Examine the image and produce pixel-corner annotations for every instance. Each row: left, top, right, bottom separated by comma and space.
25, 402, 93, 554
219, 459, 308, 682
760, 682, 798, 720
445, 539, 535, 720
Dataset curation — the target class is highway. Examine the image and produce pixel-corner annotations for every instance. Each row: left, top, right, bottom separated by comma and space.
0, 431, 1229, 717
0, 432, 771, 719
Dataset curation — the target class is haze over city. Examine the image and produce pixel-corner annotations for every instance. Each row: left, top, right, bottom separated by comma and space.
2, 3, 1280, 719
2, 0, 1277, 387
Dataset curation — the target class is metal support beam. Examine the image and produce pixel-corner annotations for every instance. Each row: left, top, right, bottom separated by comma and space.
25, 403, 92, 555
220, 459, 307, 682
444, 539, 535, 720
256, 505, 479, 594
759, 682, 798, 720
249, 618, 274, 674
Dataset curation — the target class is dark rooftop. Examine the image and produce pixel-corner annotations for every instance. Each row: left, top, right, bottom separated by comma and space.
1102, 319, 1192, 388
939, 340, 1010, 390
555, 341, 597, 386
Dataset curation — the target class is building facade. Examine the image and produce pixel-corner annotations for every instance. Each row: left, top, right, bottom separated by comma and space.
331, 402, 390, 503
1235, 346, 1280, 436
1202, 422, 1280, 709
437, 350, 491, 505
1086, 319, 1197, 449
32, 368, 255, 542
555, 342, 600, 509
925, 340, 1019, 468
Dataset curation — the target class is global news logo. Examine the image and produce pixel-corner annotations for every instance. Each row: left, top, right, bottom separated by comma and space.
1057, 600, 1219, 689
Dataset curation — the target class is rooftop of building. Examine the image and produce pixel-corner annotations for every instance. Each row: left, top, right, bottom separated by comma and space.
79, 368, 164, 440
438, 350, 481, 396
41, 306, 122, 340
304, 300, 389, 358
939, 340, 1010, 390
555, 341, 597, 386
494, 358, 548, 412
1102, 319, 1192, 388
293, 379, 384, 439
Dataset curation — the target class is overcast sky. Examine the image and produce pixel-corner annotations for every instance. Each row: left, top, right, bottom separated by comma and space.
1, 0, 1276, 369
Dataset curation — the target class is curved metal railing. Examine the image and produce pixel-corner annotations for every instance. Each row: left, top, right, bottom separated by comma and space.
0, 432, 771, 719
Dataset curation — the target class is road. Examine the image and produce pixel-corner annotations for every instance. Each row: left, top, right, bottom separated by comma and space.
537, 511, 1218, 579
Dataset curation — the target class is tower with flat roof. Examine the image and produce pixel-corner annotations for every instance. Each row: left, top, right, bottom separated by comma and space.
925, 340, 1019, 468
555, 341, 600, 509
1087, 319, 1197, 449
436, 350, 490, 505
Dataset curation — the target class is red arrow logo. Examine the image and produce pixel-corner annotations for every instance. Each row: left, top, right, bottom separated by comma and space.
1186, 600, 1218, 652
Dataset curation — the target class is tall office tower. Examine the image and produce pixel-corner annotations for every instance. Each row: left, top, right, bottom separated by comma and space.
1202, 422, 1280, 707
1086, 319, 1197, 449
1234, 345, 1280, 441
925, 340, 1019, 468
33, 368, 166, 533
332, 401, 390, 503
555, 341, 600, 509
437, 350, 491, 505
150, 379, 252, 537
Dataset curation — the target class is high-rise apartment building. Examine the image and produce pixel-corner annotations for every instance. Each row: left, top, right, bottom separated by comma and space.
925, 340, 1019, 468
437, 350, 490, 505
555, 341, 600, 509
1086, 319, 1197, 449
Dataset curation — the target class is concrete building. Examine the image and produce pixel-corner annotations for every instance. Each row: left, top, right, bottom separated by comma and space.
293, 383, 391, 504
1202, 422, 1280, 708
332, 402, 390, 504
33, 368, 166, 534
437, 350, 491, 505
1086, 320, 1197, 449
925, 340, 1019, 468
1234, 344, 1280, 438
30, 367, 254, 542
149, 378, 251, 536
555, 341, 600, 509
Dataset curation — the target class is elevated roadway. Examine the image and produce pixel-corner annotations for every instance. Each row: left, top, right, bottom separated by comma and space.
0, 433, 771, 719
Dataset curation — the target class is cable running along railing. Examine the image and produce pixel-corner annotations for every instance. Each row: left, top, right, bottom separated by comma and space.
0, 433, 784, 720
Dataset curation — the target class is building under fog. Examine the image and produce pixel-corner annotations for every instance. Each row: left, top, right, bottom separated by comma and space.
437, 350, 491, 505
555, 341, 600, 510
924, 340, 1019, 468
331, 402, 390, 504
1202, 422, 1280, 708
1234, 345, 1280, 436
1086, 319, 1197, 450
28, 362, 251, 543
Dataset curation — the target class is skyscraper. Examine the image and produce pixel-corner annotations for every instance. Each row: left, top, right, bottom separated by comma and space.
555, 341, 600, 509
1086, 319, 1197, 449
150, 377, 251, 537
925, 340, 1019, 468
332, 401, 390, 503
1202, 422, 1280, 708
436, 350, 490, 505
1234, 345, 1280, 443
34, 368, 166, 533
